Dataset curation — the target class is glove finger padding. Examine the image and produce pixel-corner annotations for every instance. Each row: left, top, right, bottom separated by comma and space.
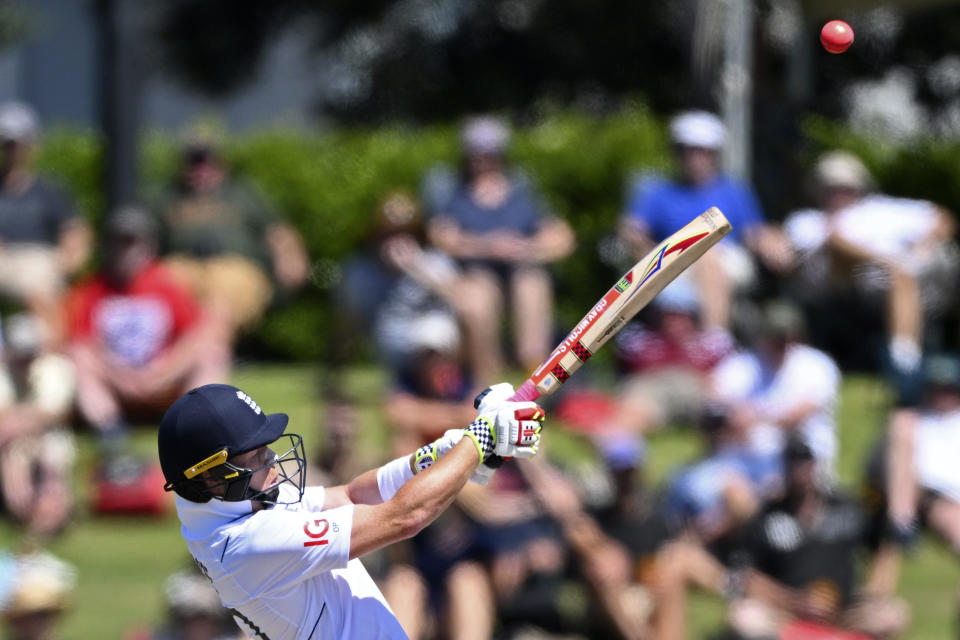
494, 402, 545, 459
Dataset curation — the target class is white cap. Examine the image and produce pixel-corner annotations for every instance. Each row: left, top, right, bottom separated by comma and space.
164, 570, 225, 618
409, 311, 460, 354
0, 102, 39, 142
812, 151, 873, 191
1, 552, 76, 617
4, 313, 44, 357
669, 111, 726, 149
461, 116, 510, 155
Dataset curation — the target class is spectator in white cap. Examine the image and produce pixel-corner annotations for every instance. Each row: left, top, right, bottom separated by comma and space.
0, 551, 76, 640
426, 115, 575, 374
783, 150, 957, 379
384, 310, 480, 458
621, 110, 791, 331
130, 568, 242, 639
0, 101, 91, 348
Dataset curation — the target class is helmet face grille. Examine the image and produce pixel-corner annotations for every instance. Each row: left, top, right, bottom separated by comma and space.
243, 433, 307, 505
170, 433, 307, 505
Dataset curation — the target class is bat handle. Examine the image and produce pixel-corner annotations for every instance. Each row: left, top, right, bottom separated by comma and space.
484, 379, 541, 469
508, 379, 541, 402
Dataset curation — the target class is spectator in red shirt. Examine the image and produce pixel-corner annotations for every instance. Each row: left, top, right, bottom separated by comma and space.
66, 206, 229, 453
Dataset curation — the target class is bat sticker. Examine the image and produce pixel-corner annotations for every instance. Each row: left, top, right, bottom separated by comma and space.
637, 232, 710, 287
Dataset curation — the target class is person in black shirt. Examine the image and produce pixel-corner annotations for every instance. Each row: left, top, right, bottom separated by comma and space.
519, 444, 672, 640
652, 438, 908, 640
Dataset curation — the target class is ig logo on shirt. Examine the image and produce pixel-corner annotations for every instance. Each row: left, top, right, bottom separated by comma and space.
304, 519, 340, 547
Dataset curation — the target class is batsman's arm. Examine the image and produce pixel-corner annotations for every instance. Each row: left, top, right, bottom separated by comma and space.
348, 439, 482, 559
322, 393, 544, 559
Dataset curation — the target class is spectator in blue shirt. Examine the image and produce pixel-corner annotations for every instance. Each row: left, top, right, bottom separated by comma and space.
621, 111, 791, 330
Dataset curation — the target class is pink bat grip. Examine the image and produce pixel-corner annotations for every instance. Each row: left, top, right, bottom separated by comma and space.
508, 379, 541, 402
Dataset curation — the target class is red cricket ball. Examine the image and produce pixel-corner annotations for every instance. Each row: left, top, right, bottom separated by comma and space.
821, 20, 854, 54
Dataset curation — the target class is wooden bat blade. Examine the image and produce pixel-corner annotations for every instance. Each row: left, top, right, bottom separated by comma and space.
513, 206, 731, 402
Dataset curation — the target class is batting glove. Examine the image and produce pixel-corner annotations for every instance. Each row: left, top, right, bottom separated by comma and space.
463, 402, 545, 462
413, 429, 495, 485
474, 382, 517, 414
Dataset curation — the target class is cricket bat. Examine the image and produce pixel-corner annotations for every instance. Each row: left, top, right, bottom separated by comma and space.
486, 207, 731, 464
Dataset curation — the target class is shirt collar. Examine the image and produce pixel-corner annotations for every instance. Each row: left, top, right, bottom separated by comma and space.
176, 495, 256, 540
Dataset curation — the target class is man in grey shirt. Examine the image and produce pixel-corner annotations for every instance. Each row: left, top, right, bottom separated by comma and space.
0, 102, 90, 344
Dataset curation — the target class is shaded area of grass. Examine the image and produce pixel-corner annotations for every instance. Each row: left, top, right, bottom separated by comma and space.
3, 365, 957, 638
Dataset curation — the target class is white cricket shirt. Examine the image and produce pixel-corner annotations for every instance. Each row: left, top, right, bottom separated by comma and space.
833, 195, 939, 262
915, 408, 960, 503
176, 483, 409, 640
712, 344, 841, 469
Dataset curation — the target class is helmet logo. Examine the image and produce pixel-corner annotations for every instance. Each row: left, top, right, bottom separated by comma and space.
184, 448, 229, 479
235, 390, 262, 415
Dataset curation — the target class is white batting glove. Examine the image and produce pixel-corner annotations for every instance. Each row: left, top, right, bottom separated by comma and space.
412, 429, 495, 485
473, 382, 518, 471
474, 382, 516, 414
492, 403, 544, 458
463, 402, 545, 462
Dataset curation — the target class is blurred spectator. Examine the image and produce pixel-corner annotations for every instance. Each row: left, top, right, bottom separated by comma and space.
458, 463, 571, 640
127, 568, 242, 640
620, 110, 791, 330
384, 311, 478, 457
0, 314, 75, 537
654, 438, 907, 640
599, 279, 733, 441
323, 190, 500, 482
375, 306, 494, 640
711, 300, 841, 477
426, 116, 575, 372
384, 310, 534, 640
519, 447, 674, 640
338, 190, 499, 383
65, 206, 229, 455
886, 354, 960, 555
382, 462, 563, 640
380, 509, 496, 640
664, 403, 782, 546
783, 150, 957, 377
0, 102, 91, 346
150, 128, 309, 342
0, 550, 76, 640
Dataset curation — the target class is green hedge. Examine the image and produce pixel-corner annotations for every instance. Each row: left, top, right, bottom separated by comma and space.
34, 108, 960, 360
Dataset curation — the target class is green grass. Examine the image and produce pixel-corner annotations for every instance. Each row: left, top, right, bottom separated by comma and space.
8, 364, 959, 638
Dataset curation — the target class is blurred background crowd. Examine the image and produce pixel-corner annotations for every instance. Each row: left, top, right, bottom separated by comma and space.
0, 0, 957, 639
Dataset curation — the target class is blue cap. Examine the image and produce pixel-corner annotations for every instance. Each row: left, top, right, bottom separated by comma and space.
158, 384, 289, 487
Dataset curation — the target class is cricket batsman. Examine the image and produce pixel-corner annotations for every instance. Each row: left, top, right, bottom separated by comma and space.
158, 382, 543, 639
